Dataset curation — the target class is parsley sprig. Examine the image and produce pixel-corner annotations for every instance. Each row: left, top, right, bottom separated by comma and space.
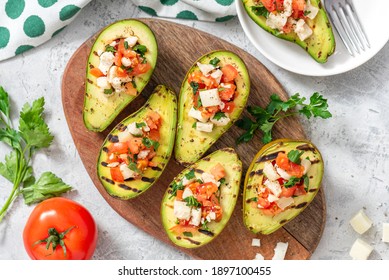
236, 92, 332, 144
0, 86, 72, 222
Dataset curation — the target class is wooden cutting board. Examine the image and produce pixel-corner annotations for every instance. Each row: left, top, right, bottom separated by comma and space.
61, 18, 325, 260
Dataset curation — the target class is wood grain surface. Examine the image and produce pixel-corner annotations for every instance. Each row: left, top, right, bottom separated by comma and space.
61, 18, 325, 260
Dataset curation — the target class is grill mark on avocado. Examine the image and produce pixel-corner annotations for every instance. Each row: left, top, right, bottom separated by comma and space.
279, 219, 288, 224
101, 176, 114, 185
101, 162, 108, 167
310, 159, 320, 164
203, 157, 210, 161
102, 147, 109, 153
124, 177, 135, 182
87, 79, 93, 84
108, 134, 119, 143
256, 152, 280, 163
309, 188, 318, 193
246, 185, 252, 190
151, 166, 162, 171
141, 177, 155, 183
183, 237, 201, 245
296, 144, 316, 152
198, 229, 214, 237
249, 169, 263, 177
118, 184, 132, 191
116, 123, 127, 132
295, 202, 308, 209
93, 51, 98, 56
194, 169, 204, 174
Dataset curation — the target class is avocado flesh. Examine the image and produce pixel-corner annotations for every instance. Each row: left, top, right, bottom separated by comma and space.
242, 0, 335, 63
84, 19, 158, 132
97, 85, 177, 199
161, 148, 242, 248
175, 51, 250, 165
243, 139, 324, 234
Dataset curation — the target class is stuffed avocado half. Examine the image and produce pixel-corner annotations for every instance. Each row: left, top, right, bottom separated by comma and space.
242, 0, 335, 63
243, 139, 323, 234
84, 19, 157, 132
161, 148, 242, 248
175, 50, 250, 165
97, 85, 177, 200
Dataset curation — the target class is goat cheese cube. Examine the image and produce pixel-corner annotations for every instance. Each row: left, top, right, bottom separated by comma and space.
173, 200, 191, 220
196, 122, 213, 133
119, 164, 136, 180
97, 50, 103, 56
182, 188, 193, 199
263, 162, 280, 181
349, 238, 373, 260
196, 62, 214, 76
383, 223, 389, 242
267, 194, 279, 203
98, 52, 115, 75
294, 19, 313, 41
107, 162, 119, 168
251, 238, 261, 247
276, 166, 292, 180
210, 69, 223, 84
96, 77, 111, 89
117, 129, 132, 143
272, 242, 289, 260
275, 197, 294, 210
109, 41, 117, 47
211, 113, 230, 126
301, 158, 312, 175
206, 211, 216, 222
121, 57, 132, 67
199, 89, 222, 107
189, 208, 202, 226
350, 209, 373, 234
266, 13, 288, 31
138, 150, 150, 159
283, 0, 293, 16
201, 172, 220, 187
189, 107, 208, 123
127, 122, 143, 136
264, 179, 282, 197
125, 36, 138, 48
182, 176, 196, 186
305, 0, 319, 19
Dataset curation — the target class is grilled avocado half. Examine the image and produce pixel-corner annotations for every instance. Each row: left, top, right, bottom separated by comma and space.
84, 19, 157, 131
243, 139, 324, 234
161, 148, 242, 248
175, 50, 250, 165
242, 0, 335, 63
97, 85, 177, 199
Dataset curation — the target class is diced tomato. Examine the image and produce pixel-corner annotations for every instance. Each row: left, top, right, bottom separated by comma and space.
116, 67, 128, 78
275, 0, 284, 11
148, 161, 157, 167
108, 142, 128, 154
202, 76, 218, 89
283, 19, 294, 34
209, 194, 223, 221
128, 137, 142, 154
261, 203, 283, 216
114, 51, 123, 67
147, 150, 157, 160
148, 111, 161, 126
118, 39, 137, 58
281, 186, 297, 198
292, 0, 306, 18
210, 163, 225, 181
148, 130, 160, 142
124, 82, 137, 96
176, 190, 184, 200
188, 71, 204, 85
170, 224, 197, 234
200, 108, 213, 119
187, 182, 200, 194
137, 159, 149, 171
288, 162, 304, 178
219, 83, 236, 101
260, 0, 276, 12
293, 184, 307, 196
206, 106, 220, 114
276, 152, 289, 170
196, 194, 208, 205
221, 101, 235, 113
106, 152, 121, 164
110, 167, 124, 183
198, 182, 218, 199
221, 64, 238, 83
132, 62, 152, 76
258, 197, 271, 209
90, 67, 104, 78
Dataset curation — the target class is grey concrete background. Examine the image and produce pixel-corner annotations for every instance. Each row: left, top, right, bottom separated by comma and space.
0, 0, 388, 260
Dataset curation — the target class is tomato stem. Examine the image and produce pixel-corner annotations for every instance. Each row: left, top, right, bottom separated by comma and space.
33, 226, 75, 257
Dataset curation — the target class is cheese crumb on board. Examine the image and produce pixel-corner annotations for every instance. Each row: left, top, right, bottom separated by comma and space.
254, 253, 264, 260
383, 223, 389, 243
251, 238, 261, 247
349, 209, 373, 234
272, 242, 288, 260
349, 238, 373, 260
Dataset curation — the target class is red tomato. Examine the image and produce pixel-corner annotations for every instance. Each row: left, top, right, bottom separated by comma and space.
219, 84, 236, 101
114, 51, 123, 67
288, 162, 304, 178
276, 152, 289, 170
280, 186, 297, 198
260, 0, 276, 12
108, 142, 128, 154
110, 166, 124, 182
292, 0, 306, 18
132, 62, 152, 76
221, 101, 235, 113
293, 184, 307, 196
23, 197, 97, 260
221, 64, 238, 83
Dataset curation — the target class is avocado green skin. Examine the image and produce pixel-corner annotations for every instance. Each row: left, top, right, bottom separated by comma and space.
242, 0, 335, 63
84, 19, 158, 132
174, 50, 250, 165
97, 85, 177, 200
161, 148, 242, 248
243, 139, 324, 234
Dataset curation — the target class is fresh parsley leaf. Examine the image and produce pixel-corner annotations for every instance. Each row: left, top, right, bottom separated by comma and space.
136, 122, 146, 128
303, 174, 309, 192
284, 176, 301, 188
0, 151, 18, 183
128, 162, 141, 173
124, 41, 129, 49
202, 220, 210, 231
185, 169, 195, 180
209, 57, 220, 67
197, 97, 202, 108
21, 172, 72, 205
170, 181, 184, 198
0, 86, 10, 120
183, 232, 193, 237
183, 196, 202, 207
0, 128, 22, 151
219, 178, 226, 185
251, 6, 269, 18
304, 10, 311, 16
287, 150, 304, 164
213, 112, 226, 121
126, 67, 133, 73
131, 80, 137, 88
190, 81, 199, 94
105, 45, 116, 53
192, 122, 197, 129
133, 44, 147, 56
299, 92, 332, 119
248, 197, 258, 202
142, 137, 159, 151
104, 88, 113, 95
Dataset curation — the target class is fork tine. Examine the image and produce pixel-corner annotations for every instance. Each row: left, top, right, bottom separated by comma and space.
337, 4, 360, 54
345, 0, 370, 49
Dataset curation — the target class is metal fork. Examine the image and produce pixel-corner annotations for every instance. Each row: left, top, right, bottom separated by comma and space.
324, 0, 370, 56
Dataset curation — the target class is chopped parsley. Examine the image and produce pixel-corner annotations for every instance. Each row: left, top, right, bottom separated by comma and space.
170, 181, 184, 198
248, 197, 258, 202
136, 122, 146, 128
133, 44, 147, 56
124, 41, 129, 49
304, 10, 312, 16
213, 112, 226, 121
142, 137, 160, 151
183, 232, 193, 237
197, 97, 202, 108
219, 178, 226, 185
103, 88, 113, 95
185, 169, 196, 180
192, 122, 197, 129
183, 196, 202, 207
287, 150, 304, 164
284, 176, 301, 188
190, 81, 199, 94
251, 6, 269, 18
105, 45, 116, 53
202, 220, 210, 231
303, 174, 309, 192
209, 57, 220, 67
128, 161, 141, 174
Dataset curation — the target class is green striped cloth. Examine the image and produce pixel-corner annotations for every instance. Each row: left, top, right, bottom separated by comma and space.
0, 0, 236, 61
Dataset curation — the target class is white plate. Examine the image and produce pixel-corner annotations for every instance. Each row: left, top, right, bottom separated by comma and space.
236, 0, 389, 76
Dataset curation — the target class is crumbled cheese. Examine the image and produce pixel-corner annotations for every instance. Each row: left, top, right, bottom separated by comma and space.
264, 179, 282, 197
121, 57, 132, 67
220, 83, 232, 88
119, 163, 136, 180
272, 242, 289, 260
210, 69, 223, 84
219, 102, 225, 111
304, 0, 319, 20
206, 211, 216, 222
349, 238, 373, 260
96, 77, 111, 89
98, 52, 115, 75
97, 50, 103, 56
127, 122, 143, 136
107, 66, 131, 93
182, 187, 193, 199
138, 150, 150, 160
263, 162, 280, 181
196, 122, 213, 133
125, 36, 138, 48
294, 19, 313, 41
196, 62, 214, 76
254, 253, 265, 260
107, 162, 119, 168
275, 197, 294, 210
189, 107, 208, 123
266, 13, 288, 32
199, 89, 222, 107
267, 194, 279, 203
142, 123, 150, 132
201, 172, 220, 187
117, 129, 132, 143
276, 166, 291, 180
109, 41, 117, 47
283, 0, 293, 16
182, 176, 196, 186
350, 209, 373, 234
173, 200, 191, 220
383, 223, 389, 242
251, 238, 261, 247
210, 113, 230, 126
301, 158, 312, 175
189, 208, 202, 226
